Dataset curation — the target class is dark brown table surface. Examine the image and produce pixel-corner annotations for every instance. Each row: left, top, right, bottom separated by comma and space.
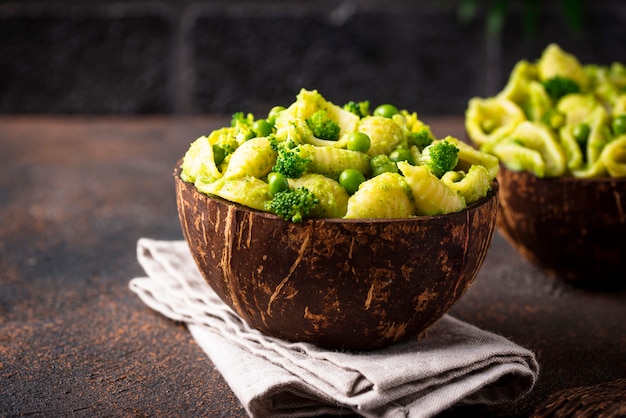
1, 116, 624, 418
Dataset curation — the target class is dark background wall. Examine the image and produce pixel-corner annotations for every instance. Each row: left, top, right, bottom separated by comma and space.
1, 1, 625, 117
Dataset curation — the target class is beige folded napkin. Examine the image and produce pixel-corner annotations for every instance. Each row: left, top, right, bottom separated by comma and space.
129, 238, 539, 418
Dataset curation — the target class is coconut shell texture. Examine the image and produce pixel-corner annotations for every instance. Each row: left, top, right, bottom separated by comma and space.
497, 167, 626, 287
174, 164, 499, 350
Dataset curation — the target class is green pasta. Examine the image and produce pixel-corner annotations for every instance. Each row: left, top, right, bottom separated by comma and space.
180, 135, 223, 185
466, 43, 626, 178
441, 165, 491, 205
344, 172, 414, 219
197, 176, 269, 211
465, 97, 526, 147
506, 121, 566, 177
357, 115, 406, 156
558, 125, 584, 171
600, 135, 626, 177
223, 137, 277, 180
298, 144, 371, 180
397, 162, 466, 216
181, 88, 497, 221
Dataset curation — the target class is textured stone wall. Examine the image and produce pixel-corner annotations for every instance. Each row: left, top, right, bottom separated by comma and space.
1, 1, 625, 115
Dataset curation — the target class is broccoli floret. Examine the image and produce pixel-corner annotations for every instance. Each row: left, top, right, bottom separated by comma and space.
265, 187, 319, 222
270, 138, 311, 178
420, 140, 459, 178
231, 112, 256, 141
343, 100, 370, 118
232, 111, 275, 138
542, 76, 580, 101
275, 89, 360, 144
370, 154, 399, 177
306, 110, 341, 141
231, 112, 252, 127
407, 128, 434, 150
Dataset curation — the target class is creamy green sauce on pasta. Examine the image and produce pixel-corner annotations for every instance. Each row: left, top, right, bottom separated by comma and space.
466, 43, 626, 178
181, 88, 498, 221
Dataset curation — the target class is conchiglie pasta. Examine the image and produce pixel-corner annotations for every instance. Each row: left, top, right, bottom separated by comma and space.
490, 139, 547, 177
504, 121, 567, 177
558, 125, 585, 171
180, 88, 500, 220
441, 165, 492, 205
357, 116, 405, 156
571, 158, 607, 178
465, 44, 626, 178
344, 173, 414, 219
601, 135, 626, 177
497, 60, 538, 105
274, 88, 359, 147
537, 43, 588, 90
612, 95, 626, 117
524, 80, 553, 122
397, 162, 466, 216
299, 144, 370, 180
465, 97, 526, 147
222, 137, 277, 180
181, 135, 223, 184
585, 107, 611, 166
557, 94, 600, 127
495, 59, 550, 122
197, 176, 269, 211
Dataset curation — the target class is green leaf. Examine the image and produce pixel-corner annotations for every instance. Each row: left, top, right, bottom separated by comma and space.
486, 0, 508, 37
457, 0, 480, 23
560, 0, 585, 35
522, 0, 540, 38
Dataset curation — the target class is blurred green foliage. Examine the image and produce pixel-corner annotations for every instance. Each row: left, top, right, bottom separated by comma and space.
457, 0, 585, 38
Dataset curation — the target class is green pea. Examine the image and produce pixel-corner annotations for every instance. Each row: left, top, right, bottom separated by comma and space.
372, 161, 398, 177
612, 115, 626, 136
267, 106, 286, 125
389, 148, 415, 165
212, 144, 226, 165
253, 119, 273, 137
573, 123, 590, 145
339, 169, 365, 195
267, 172, 289, 196
544, 110, 565, 130
373, 104, 399, 118
347, 132, 371, 153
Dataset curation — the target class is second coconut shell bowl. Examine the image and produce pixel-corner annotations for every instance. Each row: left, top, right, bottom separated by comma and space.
496, 166, 626, 289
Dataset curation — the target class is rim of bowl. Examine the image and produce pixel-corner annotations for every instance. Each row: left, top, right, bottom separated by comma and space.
174, 161, 499, 225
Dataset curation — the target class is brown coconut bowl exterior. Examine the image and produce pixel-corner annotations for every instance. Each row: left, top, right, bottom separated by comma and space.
174, 162, 499, 350
497, 166, 626, 288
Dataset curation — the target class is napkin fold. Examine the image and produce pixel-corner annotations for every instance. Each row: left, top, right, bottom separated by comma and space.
129, 238, 539, 418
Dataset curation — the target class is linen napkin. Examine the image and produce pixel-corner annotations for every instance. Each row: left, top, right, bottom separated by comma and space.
129, 238, 539, 418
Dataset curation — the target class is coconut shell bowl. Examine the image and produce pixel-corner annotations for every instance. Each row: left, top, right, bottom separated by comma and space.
497, 166, 626, 289
174, 163, 499, 351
